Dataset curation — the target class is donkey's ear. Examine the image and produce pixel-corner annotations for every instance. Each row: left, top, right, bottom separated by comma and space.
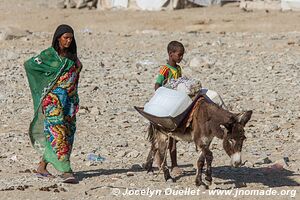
238, 110, 252, 126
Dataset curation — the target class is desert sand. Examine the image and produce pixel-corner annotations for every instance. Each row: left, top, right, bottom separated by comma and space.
0, 0, 299, 199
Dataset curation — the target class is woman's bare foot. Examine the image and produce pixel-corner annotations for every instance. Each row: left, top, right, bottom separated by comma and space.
35, 161, 54, 178
62, 172, 79, 184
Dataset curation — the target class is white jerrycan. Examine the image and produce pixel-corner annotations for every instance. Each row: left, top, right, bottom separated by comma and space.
144, 87, 192, 117
200, 88, 226, 109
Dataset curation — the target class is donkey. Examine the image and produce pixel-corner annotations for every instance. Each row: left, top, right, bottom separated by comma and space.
143, 97, 252, 187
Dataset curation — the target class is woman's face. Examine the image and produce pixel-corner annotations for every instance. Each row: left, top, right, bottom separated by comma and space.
58, 33, 73, 50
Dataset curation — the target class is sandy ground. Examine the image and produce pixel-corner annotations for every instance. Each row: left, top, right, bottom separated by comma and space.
0, 0, 300, 199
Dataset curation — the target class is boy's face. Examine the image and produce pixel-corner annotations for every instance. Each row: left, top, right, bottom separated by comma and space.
169, 48, 184, 64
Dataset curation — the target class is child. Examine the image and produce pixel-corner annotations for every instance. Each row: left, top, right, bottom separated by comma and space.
155, 41, 185, 90
153, 40, 185, 175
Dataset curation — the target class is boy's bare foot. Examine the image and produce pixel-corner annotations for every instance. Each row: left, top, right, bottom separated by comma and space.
61, 172, 79, 184
171, 166, 184, 176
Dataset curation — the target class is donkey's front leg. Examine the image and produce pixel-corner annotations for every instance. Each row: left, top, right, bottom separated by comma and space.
195, 150, 206, 187
205, 149, 213, 185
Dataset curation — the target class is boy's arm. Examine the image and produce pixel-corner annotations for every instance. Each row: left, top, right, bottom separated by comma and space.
155, 74, 165, 90
155, 65, 169, 90
154, 83, 160, 91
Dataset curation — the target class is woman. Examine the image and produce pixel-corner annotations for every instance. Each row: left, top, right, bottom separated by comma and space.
24, 24, 82, 183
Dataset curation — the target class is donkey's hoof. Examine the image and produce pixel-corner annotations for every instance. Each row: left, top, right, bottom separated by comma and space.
146, 168, 154, 173
145, 167, 153, 173
195, 180, 208, 189
200, 184, 209, 190
164, 174, 175, 182
166, 177, 176, 183
195, 179, 202, 186
205, 176, 212, 185
142, 162, 148, 169
143, 163, 153, 172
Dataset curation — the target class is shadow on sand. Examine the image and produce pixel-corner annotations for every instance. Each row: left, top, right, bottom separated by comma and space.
75, 165, 145, 182
75, 163, 193, 182
212, 166, 300, 188
76, 164, 299, 188
175, 165, 300, 188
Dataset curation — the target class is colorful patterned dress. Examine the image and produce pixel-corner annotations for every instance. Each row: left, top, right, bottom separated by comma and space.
25, 47, 82, 173
42, 61, 81, 170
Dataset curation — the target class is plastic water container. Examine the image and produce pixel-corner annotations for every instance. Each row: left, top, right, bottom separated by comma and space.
200, 88, 226, 108
144, 87, 192, 117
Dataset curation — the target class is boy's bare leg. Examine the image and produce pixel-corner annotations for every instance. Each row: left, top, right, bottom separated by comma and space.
169, 138, 183, 175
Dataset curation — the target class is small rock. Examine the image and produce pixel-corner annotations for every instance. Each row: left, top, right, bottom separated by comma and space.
140, 30, 160, 35
283, 156, 290, 163
53, 188, 60, 193
90, 107, 100, 115
78, 108, 89, 115
85, 161, 97, 166
127, 150, 140, 158
262, 157, 272, 164
39, 187, 50, 191
281, 130, 290, 137
4, 186, 15, 191
266, 65, 274, 71
131, 164, 143, 170
265, 124, 279, 132
271, 113, 280, 118
116, 141, 128, 147
126, 172, 134, 176
243, 160, 254, 168
10, 155, 18, 161
116, 151, 127, 158
129, 183, 136, 187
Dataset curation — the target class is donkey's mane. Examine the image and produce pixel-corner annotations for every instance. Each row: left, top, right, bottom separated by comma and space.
196, 98, 237, 127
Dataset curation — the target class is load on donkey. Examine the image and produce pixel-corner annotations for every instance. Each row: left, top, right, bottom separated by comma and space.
134, 78, 252, 188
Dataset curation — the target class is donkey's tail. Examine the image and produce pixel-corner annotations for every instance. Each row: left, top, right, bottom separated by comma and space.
147, 123, 156, 144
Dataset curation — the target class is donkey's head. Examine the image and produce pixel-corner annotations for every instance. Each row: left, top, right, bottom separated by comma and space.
223, 110, 252, 167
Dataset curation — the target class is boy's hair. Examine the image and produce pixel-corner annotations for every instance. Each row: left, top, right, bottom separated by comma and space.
167, 41, 185, 53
